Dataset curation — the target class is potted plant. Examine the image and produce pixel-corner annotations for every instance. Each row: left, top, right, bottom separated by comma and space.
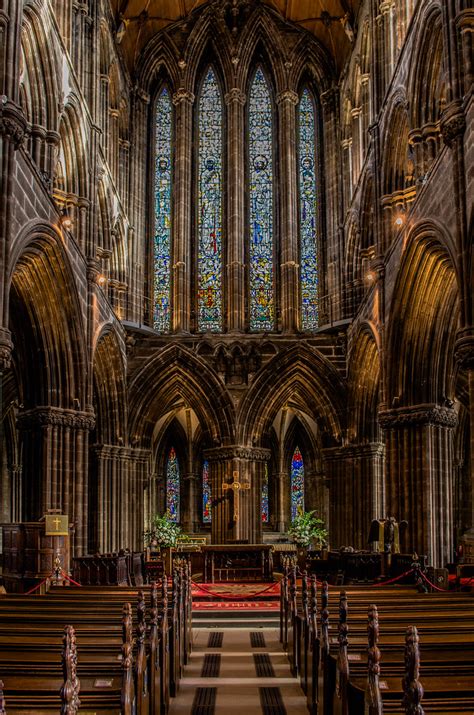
144, 512, 186, 573
288, 508, 328, 568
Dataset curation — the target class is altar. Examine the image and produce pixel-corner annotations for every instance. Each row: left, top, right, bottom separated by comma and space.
202, 544, 274, 583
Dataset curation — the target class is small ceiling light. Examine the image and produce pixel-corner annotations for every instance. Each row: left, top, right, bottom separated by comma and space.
394, 215, 404, 227
59, 208, 73, 231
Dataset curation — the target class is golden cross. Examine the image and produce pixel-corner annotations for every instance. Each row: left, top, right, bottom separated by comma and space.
53, 517, 61, 531
222, 471, 250, 522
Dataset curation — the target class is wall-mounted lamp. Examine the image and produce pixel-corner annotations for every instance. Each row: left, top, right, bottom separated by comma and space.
98, 274, 107, 286
365, 270, 376, 284
394, 215, 404, 227
59, 208, 73, 231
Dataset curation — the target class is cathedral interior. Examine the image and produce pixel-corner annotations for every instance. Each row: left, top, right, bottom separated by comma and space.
0, 0, 472, 572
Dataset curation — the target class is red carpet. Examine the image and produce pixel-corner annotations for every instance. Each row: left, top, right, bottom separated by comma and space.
192, 600, 280, 611
191, 580, 280, 600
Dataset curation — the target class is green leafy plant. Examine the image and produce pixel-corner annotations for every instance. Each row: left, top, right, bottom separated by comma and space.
144, 512, 186, 548
288, 508, 328, 548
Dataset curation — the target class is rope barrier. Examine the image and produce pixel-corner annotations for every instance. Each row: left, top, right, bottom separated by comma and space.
191, 578, 279, 601
293, 566, 416, 589
25, 570, 82, 595
419, 569, 448, 592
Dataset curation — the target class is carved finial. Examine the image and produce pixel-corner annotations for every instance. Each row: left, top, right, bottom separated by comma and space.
121, 603, 135, 714
336, 590, 349, 707
309, 575, 318, 635
366, 604, 383, 714
321, 581, 330, 657
301, 570, 309, 621
0, 680, 5, 715
60, 625, 81, 714
402, 626, 424, 714
150, 582, 158, 628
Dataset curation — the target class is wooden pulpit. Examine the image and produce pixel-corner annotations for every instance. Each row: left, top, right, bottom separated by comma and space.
2, 518, 72, 593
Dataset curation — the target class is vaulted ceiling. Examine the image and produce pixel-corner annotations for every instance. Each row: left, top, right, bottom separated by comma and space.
110, 0, 361, 74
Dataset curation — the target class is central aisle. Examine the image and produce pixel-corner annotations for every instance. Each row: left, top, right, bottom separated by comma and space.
169, 627, 309, 714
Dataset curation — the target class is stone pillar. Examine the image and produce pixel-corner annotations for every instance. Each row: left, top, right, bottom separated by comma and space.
380, 405, 457, 567
182, 472, 199, 533
17, 407, 95, 556
172, 89, 194, 333
455, 330, 474, 546
203, 446, 271, 544
321, 86, 343, 323
323, 443, 385, 550
92, 444, 150, 553
274, 471, 289, 533
277, 89, 299, 332
225, 88, 246, 333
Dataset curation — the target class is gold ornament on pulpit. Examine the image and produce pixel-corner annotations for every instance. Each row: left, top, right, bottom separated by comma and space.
222, 471, 250, 522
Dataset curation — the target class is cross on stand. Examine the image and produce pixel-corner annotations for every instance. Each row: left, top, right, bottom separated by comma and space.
222, 471, 250, 522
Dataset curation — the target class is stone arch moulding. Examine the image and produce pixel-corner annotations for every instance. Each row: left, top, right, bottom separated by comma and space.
237, 343, 346, 448
128, 344, 236, 449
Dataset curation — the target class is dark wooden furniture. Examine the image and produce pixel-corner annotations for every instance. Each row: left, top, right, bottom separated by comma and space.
2, 521, 71, 593
202, 544, 273, 582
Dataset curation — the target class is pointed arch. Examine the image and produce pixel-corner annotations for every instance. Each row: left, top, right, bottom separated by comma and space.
238, 344, 345, 446
128, 345, 236, 448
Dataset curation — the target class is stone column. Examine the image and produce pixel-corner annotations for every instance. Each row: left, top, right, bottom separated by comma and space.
380, 404, 457, 567
274, 471, 289, 533
455, 330, 474, 548
172, 89, 194, 333
323, 443, 385, 550
277, 90, 299, 332
225, 88, 246, 332
203, 446, 271, 544
16, 407, 95, 555
182, 472, 199, 533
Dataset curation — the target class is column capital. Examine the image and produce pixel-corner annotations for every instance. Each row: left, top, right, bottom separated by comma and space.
276, 90, 299, 106
17, 406, 96, 430
0, 328, 13, 371
203, 445, 271, 462
379, 403, 458, 429
172, 88, 195, 106
440, 100, 466, 147
0, 98, 27, 148
225, 88, 246, 106
454, 327, 474, 370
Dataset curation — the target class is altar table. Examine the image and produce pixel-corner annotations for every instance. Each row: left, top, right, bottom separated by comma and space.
202, 544, 274, 583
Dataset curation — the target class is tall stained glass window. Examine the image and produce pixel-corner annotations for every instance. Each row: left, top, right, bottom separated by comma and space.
154, 87, 172, 332
298, 89, 319, 329
197, 67, 223, 332
249, 67, 274, 331
166, 446, 180, 522
202, 459, 211, 523
290, 446, 304, 521
261, 462, 269, 523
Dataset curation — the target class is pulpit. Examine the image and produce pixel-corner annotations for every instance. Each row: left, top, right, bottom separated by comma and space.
2, 520, 71, 593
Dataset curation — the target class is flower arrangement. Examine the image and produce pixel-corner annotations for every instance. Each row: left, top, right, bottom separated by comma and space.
144, 512, 186, 548
288, 507, 328, 548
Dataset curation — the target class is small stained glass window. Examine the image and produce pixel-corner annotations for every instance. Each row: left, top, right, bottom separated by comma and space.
197, 67, 223, 332
202, 459, 211, 523
261, 462, 269, 523
249, 67, 274, 331
299, 89, 319, 329
166, 446, 180, 522
291, 446, 304, 521
154, 87, 172, 332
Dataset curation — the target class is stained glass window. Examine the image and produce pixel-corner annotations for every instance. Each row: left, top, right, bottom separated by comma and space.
261, 462, 269, 523
166, 446, 180, 522
154, 87, 172, 332
197, 67, 223, 332
202, 459, 211, 523
291, 446, 304, 521
249, 67, 274, 331
299, 89, 319, 329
